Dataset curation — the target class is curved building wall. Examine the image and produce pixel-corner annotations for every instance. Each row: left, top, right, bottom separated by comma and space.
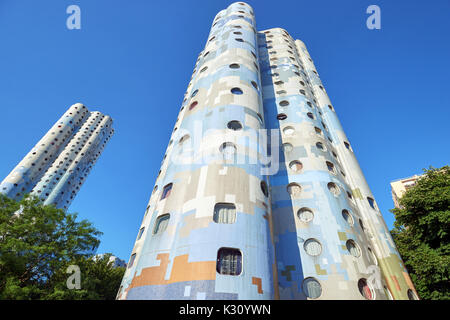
294, 39, 417, 300
258, 28, 389, 300
118, 2, 276, 300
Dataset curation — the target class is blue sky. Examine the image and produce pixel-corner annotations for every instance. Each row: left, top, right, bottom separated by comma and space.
0, 0, 448, 261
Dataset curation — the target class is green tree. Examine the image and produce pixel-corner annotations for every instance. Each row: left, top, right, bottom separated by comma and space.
0, 194, 124, 300
391, 166, 450, 300
46, 253, 125, 300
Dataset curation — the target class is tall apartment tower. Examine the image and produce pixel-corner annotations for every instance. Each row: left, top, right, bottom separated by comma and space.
118, 2, 417, 300
0, 103, 114, 211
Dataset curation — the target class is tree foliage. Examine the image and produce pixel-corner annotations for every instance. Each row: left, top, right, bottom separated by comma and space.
0, 194, 124, 300
45, 254, 125, 300
391, 166, 450, 300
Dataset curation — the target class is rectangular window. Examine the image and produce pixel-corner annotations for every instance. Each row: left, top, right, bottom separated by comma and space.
344, 141, 351, 150
213, 203, 236, 224
128, 253, 136, 268
137, 227, 145, 240
161, 183, 172, 200
217, 248, 242, 275
367, 197, 376, 209
153, 214, 170, 235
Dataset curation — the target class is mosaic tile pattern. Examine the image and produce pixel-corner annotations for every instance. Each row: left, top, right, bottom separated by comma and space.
118, 2, 417, 300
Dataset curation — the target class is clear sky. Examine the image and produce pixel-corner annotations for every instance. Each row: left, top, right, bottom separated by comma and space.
0, 0, 449, 261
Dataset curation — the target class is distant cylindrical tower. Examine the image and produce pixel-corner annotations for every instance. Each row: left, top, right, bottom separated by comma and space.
118, 2, 276, 300
0, 103, 114, 211
0, 103, 89, 200
31, 112, 114, 210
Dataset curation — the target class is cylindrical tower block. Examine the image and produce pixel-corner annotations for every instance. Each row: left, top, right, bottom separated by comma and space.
118, 2, 276, 300
118, 1, 415, 300
0, 103, 89, 200
31, 112, 114, 210
294, 39, 417, 300
0, 103, 114, 213
259, 27, 393, 300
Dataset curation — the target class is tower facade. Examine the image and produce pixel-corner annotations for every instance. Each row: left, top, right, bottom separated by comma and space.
0, 103, 114, 211
118, 2, 417, 300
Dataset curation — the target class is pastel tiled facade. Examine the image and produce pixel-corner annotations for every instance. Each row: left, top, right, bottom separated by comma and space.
0, 103, 114, 211
118, 2, 417, 300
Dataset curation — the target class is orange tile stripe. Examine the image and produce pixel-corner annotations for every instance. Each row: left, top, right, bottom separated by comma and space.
130, 253, 216, 288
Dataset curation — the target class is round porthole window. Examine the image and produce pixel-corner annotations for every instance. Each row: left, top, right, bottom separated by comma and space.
297, 207, 314, 223
229, 63, 240, 69
287, 183, 301, 197
327, 182, 340, 196
314, 127, 322, 135
346, 239, 361, 257
358, 278, 375, 300
231, 87, 243, 95
303, 277, 322, 299
316, 142, 325, 151
341, 209, 354, 226
279, 100, 289, 107
326, 161, 336, 174
277, 113, 287, 120
282, 143, 293, 153
283, 126, 295, 136
227, 120, 243, 131
289, 160, 303, 172
304, 239, 322, 256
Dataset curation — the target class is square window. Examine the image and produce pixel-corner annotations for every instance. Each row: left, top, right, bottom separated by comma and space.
161, 183, 172, 200
137, 227, 145, 240
213, 203, 236, 224
153, 214, 170, 235
128, 253, 136, 268
217, 248, 242, 275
